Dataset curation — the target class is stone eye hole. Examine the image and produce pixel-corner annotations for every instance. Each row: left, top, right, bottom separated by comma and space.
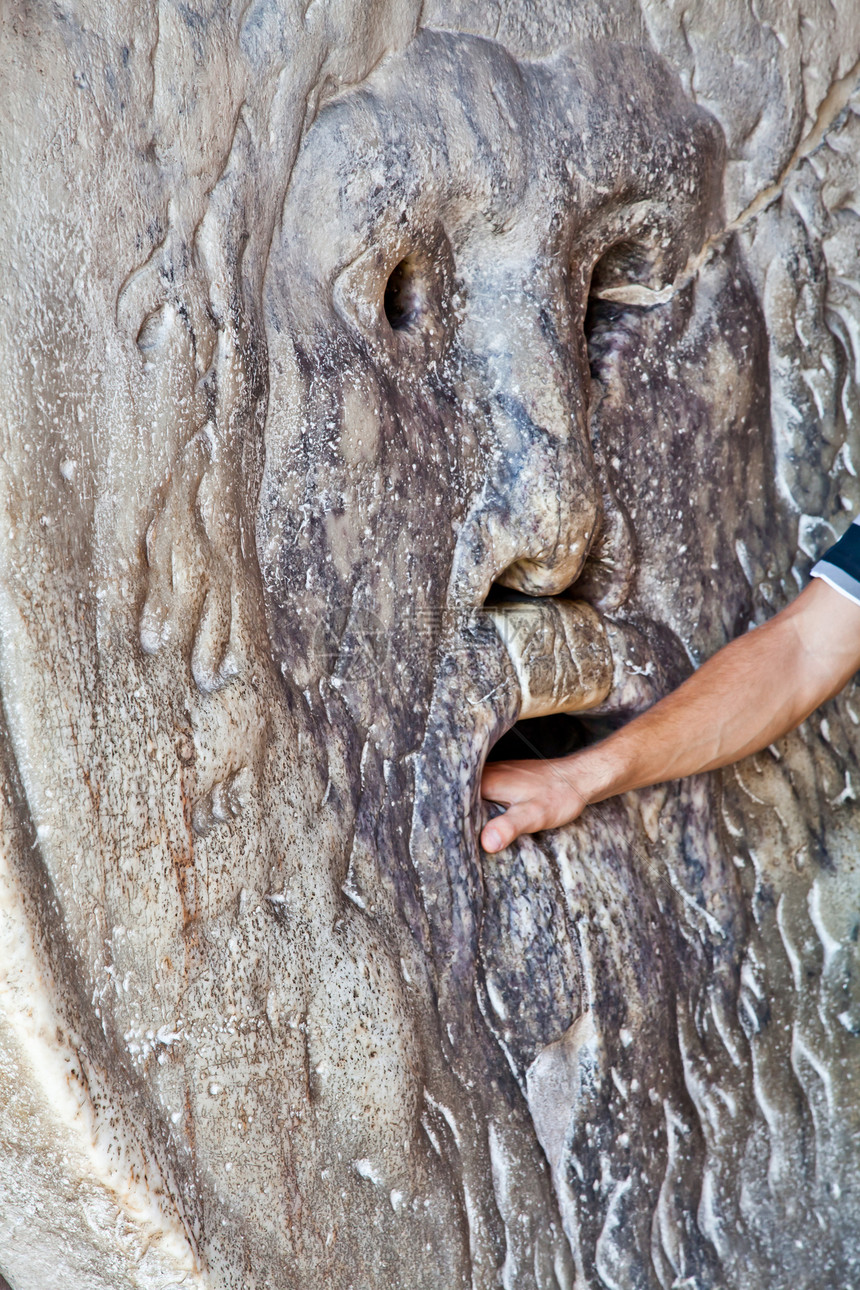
588, 240, 638, 296
583, 241, 647, 364
384, 254, 425, 331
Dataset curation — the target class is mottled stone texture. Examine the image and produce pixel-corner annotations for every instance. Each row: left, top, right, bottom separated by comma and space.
1, 2, 860, 1287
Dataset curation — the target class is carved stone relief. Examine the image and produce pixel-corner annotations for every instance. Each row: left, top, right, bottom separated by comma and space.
2, 2, 860, 1288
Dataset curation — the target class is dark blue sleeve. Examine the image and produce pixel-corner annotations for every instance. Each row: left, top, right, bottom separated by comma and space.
811, 517, 860, 607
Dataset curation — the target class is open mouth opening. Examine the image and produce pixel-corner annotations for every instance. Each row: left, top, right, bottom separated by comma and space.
486, 711, 608, 762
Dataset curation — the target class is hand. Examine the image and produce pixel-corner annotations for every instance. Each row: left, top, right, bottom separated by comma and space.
479, 757, 590, 853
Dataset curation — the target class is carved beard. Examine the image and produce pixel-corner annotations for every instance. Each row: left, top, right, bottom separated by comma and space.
258, 30, 794, 1283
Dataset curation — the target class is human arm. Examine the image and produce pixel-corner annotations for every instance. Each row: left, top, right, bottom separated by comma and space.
480, 577, 860, 854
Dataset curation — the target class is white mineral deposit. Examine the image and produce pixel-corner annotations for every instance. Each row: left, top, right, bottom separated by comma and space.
1, 1, 859, 1287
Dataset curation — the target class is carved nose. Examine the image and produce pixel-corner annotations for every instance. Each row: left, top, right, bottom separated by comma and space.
451, 275, 600, 605
486, 393, 599, 598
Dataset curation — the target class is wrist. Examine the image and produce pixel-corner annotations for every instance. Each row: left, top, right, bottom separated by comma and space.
562, 736, 638, 806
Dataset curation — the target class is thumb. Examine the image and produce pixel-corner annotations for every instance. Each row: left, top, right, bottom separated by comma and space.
480, 800, 547, 854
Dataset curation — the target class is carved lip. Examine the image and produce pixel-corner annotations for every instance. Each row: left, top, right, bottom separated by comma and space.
483, 598, 613, 722
482, 597, 660, 726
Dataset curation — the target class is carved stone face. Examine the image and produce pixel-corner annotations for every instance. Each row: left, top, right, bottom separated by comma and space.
262, 33, 725, 742
256, 30, 786, 1283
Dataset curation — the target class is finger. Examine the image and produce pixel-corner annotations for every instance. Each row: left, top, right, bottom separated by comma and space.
480, 800, 547, 854
480, 759, 538, 802
480, 776, 513, 807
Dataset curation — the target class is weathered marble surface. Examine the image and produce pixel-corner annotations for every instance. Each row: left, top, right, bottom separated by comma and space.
2, 2, 860, 1287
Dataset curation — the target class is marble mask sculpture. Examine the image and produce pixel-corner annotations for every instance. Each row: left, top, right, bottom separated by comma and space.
2, 3, 860, 1289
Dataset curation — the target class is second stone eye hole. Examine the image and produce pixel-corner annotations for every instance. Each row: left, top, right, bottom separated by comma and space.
384, 254, 424, 332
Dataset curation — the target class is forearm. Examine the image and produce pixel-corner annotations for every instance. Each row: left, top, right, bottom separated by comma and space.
573, 582, 856, 806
